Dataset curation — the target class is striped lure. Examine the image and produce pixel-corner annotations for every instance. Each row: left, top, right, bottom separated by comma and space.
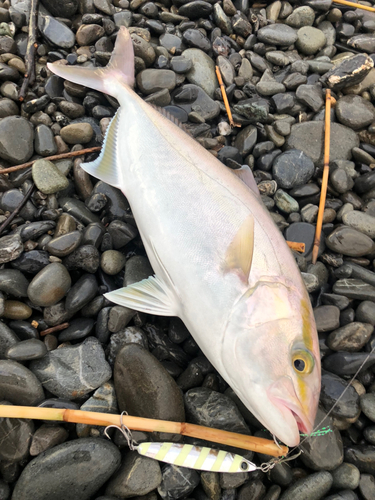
136, 442, 257, 473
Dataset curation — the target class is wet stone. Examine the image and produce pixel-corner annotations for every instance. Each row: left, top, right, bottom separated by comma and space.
172, 84, 220, 121
107, 327, 148, 366
59, 198, 100, 225
185, 387, 249, 433
58, 317, 95, 342
0, 322, 19, 359
280, 471, 333, 500
0, 360, 44, 405
330, 168, 353, 194
34, 124, 57, 156
107, 220, 137, 249
336, 95, 375, 130
27, 263, 71, 307
76, 382, 117, 438
0, 404, 33, 462
183, 48, 218, 99
331, 463, 360, 490
108, 307, 136, 333
234, 125, 257, 156
136, 69, 176, 95
60, 123, 94, 144
321, 54, 374, 91
12, 438, 121, 500
299, 407, 343, 471
272, 150, 314, 189
326, 226, 375, 257
46, 231, 82, 258
0, 234, 23, 264
356, 301, 375, 326
285, 122, 359, 166
342, 211, 375, 239
296, 26, 326, 55
29, 424, 69, 456
320, 371, 360, 419
359, 474, 375, 500
30, 337, 111, 399
114, 344, 185, 432
65, 274, 98, 315
100, 250, 126, 275
11, 249, 50, 274
327, 323, 373, 352
158, 464, 200, 500
106, 452, 162, 498
314, 305, 340, 332
0, 269, 29, 297
5, 338, 46, 361
345, 445, 375, 475
257, 24, 297, 46
360, 393, 375, 422
63, 245, 100, 273
32, 159, 69, 195
2, 299, 31, 320
323, 352, 375, 377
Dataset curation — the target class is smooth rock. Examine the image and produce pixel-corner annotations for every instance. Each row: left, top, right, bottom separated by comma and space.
0, 269, 29, 297
327, 323, 373, 352
30, 337, 111, 399
336, 95, 375, 130
158, 464, 200, 500
27, 263, 71, 307
280, 471, 333, 500
183, 48, 218, 98
0, 360, 44, 405
272, 149, 314, 189
11, 438, 121, 500
32, 159, 69, 195
0, 116, 34, 164
326, 226, 375, 257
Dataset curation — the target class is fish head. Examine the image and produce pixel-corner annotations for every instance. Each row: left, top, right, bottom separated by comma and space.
222, 279, 321, 447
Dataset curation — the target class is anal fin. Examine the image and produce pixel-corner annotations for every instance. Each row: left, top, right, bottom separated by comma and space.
81, 110, 121, 188
104, 275, 179, 316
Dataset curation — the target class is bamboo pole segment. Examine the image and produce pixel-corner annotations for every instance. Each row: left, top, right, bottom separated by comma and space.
0, 146, 101, 176
312, 90, 332, 265
286, 241, 306, 253
0, 406, 288, 457
333, 0, 375, 13
215, 66, 241, 128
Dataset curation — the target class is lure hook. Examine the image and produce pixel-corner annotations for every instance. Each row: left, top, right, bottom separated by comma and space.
104, 411, 138, 451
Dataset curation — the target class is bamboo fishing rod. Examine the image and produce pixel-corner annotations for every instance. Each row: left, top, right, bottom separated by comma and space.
312, 90, 332, 264
0, 405, 288, 458
334, 0, 375, 13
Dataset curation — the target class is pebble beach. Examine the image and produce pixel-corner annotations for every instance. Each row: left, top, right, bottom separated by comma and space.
0, 0, 375, 499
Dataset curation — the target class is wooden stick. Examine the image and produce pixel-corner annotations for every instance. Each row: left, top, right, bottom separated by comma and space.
0, 184, 35, 236
0, 147, 101, 176
312, 90, 332, 264
333, 0, 375, 13
40, 322, 70, 337
0, 406, 288, 457
286, 241, 306, 253
19, 0, 39, 101
215, 66, 241, 128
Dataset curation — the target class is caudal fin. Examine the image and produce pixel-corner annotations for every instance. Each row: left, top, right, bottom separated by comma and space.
47, 26, 134, 98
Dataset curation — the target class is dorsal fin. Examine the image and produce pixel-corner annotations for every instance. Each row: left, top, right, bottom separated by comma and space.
231, 165, 260, 197
223, 215, 254, 283
150, 104, 193, 136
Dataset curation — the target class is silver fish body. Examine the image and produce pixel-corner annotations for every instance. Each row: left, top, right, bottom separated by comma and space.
48, 27, 321, 447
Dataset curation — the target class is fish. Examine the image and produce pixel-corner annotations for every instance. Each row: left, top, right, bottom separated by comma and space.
48, 26, 321, 447
136, 442, 257, 473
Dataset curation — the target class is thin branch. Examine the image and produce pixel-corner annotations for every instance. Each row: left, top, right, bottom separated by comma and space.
40, 323, 70, 337
215, 66, 241, 128
0, 405, 288, 457
312, 90, 332, 264
0, 184, 35, 236
0, 146, 101, 176
19, 0, 39, 101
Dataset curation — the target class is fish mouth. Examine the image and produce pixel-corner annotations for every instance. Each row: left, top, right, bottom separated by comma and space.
271, 397, 312, 435
267, 376, 314, 441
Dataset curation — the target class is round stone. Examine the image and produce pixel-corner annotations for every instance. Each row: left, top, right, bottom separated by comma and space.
11, 438, 121, 500
0, 360, 44, 405
336, 95, 375, 130
5, 338, 47, 361
257, 24, 298, 46
60, 123, 94, 144
0, 116, 34, 164
2, 300, 32, 320
272, 149, 314, 189
27, 263, 72, 307
326, 226, 375, 257
101, 250, 126, 275
32, 159, 69, 195
296, 26, 327, 55
183, 48, 218, 98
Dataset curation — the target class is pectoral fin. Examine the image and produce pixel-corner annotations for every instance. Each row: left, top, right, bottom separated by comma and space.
231, 166, 260, 197
224, 215, 254, 282
104, 275, 179, 316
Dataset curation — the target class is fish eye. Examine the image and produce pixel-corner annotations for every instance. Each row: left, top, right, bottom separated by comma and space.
292, 350, 314, 375
240, 461, 249, 470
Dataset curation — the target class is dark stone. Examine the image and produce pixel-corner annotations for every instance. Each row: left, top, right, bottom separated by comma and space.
326, 226, 375, 257
0, 360, 44, 405
321, 54, 374, 91
0, 269, 29, 297
320, 371, 360, 419
63, 245, 100, 273
65, 274, 98, 315
11, 250, 50, 274
345, 445, 375, 475
12, 438, 121, 500
272, 150, 314, 189
158, 464, 200, 499
323, 352, 375, 377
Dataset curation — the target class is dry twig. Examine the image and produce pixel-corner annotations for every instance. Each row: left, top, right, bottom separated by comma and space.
40, 323, 70, 337
215, 66, 241, 128
0, 184, 35, 236
0, 405, 288, 457
312, 90, 332, 264
19, 0, 39, 101
0, 146, 101, 176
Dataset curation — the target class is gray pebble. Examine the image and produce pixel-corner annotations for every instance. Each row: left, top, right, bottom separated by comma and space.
27, 263, 71, 307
